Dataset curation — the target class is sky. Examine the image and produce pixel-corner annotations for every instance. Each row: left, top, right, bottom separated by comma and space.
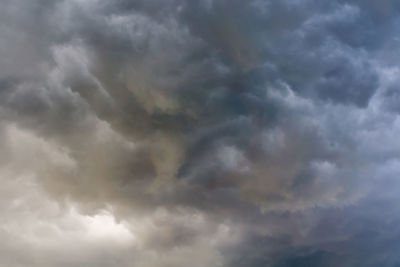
1, 0, 400, 266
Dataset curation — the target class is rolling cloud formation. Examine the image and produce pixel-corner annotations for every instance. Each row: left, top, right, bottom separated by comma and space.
1, 0, 400, 266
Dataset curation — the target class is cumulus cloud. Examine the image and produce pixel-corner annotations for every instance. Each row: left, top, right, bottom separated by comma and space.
1, 0, 400, 266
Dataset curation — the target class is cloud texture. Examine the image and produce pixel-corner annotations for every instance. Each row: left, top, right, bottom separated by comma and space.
1, 0, 400, 266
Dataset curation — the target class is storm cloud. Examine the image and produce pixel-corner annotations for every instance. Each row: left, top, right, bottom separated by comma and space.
1, 0, 400, 266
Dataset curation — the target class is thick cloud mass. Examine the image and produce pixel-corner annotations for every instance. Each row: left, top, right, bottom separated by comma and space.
1, 0, 400, 266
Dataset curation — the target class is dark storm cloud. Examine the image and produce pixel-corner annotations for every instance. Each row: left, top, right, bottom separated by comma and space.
1, 0, 400, 266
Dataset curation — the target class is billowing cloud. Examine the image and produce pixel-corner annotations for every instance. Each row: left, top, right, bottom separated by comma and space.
1, 0, 400, 266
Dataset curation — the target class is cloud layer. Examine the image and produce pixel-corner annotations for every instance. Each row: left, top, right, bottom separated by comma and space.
1, 0, 400, 266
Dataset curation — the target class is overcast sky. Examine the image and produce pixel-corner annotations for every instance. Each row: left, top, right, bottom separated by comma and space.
1, 0, 400, 266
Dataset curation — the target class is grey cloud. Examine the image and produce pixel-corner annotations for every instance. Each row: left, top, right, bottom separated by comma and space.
1, 0, 400, 266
